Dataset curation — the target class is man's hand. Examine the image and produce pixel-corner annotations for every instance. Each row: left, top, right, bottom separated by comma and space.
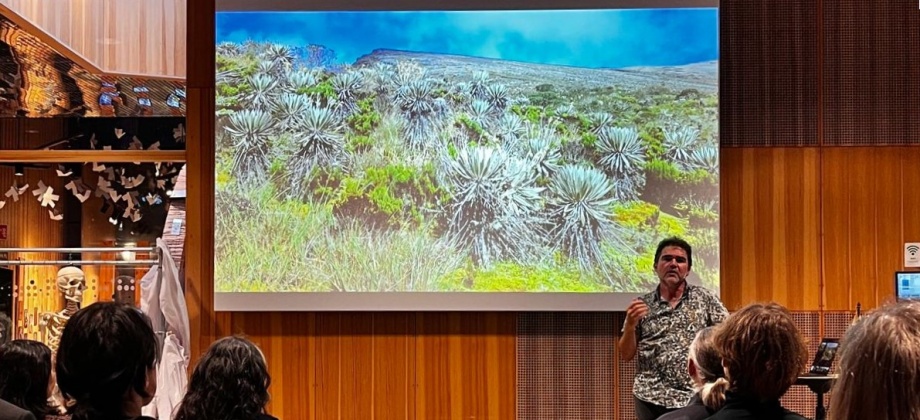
624, 298, 649, 329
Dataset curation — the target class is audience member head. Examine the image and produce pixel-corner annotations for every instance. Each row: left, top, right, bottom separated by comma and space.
687, 327, 728, 409
56, 302, 158, 420
0, 313, 11, 344
174, 336, 271, 420
713, 302, 808, 402
0, 339, 54, 417
830, 301, 920, 420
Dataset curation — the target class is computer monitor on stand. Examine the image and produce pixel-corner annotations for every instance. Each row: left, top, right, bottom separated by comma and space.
896, 271, 920, 301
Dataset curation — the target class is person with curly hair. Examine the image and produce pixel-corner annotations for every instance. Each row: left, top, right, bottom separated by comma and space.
173, 336, 277, 420
707, 302, 809, 419
830, 300, 920, 420
55, 302, 158, 420
0, 340, 67, 419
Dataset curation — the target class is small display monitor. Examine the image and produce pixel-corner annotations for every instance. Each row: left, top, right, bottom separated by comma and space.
896, 271, 920, 301
808, 338, 840, 375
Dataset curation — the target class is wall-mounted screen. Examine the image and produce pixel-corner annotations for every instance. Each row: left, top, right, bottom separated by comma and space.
214, 5, 719, 310
896, 271, 920, 301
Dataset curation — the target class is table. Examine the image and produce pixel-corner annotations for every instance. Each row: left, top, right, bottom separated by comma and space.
795, 375, 837, 420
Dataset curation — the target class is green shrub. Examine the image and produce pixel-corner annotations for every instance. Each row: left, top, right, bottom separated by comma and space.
456, 114, 487, 139
511, 104, 544, 126
439, 261, 609, 292
347, 97, 381, 135
345, 134, 374, 153
318, 163, 441, 227
300, 79, 336, 104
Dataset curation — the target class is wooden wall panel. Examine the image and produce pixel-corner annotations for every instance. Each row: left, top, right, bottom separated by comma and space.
196, 311, 511, 420
416, 313, 516, 420
722, 147, 920, 312
720, 148, 821, 310
339, 314, 374, 420
373, 313, 415, 420
874, 147, 903, 308
719, 0, 818, 147
847, 151, 878, 309
0, 0, 186, 78
820, 147, 917, 310
821, 147, 851, 310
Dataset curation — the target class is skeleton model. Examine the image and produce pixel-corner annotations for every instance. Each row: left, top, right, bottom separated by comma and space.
39, 266, 86, 352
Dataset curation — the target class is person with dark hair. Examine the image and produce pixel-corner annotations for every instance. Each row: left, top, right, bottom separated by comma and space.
707, 302, 808, 419
174, 336, 277, 420
55, 302, 158, 420
830, 300, 920, 420
657, 327, 728, 420
0, 313, 11, 345
617, 237, 727, 420
0, 340, 62, 419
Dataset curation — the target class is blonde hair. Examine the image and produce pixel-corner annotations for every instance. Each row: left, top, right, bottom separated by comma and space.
688, 327, 728, 410
830, 301, 920, 420
713, 302, 808, 401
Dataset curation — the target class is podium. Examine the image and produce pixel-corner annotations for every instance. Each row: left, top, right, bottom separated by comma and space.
794, 375, 837, 420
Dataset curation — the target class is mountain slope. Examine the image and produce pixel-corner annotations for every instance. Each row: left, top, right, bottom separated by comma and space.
354, 49, 717, 94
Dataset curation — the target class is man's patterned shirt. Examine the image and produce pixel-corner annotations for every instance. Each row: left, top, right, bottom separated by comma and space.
629, 283, 728, 408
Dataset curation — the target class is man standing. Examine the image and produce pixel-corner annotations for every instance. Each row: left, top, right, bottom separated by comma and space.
618, 237, 728, 420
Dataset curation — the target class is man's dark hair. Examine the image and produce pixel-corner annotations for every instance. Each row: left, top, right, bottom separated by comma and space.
654, 237, 693, 268
56, 302, 158, 420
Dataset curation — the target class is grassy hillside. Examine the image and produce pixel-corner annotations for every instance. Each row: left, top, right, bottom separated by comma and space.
214, 41, 720, 293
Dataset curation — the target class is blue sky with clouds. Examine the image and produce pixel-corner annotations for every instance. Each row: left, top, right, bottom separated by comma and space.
216, 9, 718, 69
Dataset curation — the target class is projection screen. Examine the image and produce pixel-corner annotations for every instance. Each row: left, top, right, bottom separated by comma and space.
214, 0, 720, 311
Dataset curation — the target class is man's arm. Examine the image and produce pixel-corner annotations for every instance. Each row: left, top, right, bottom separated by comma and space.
618, 323, 639, 361
707, 292, 729, 325
618, 298, 649, 361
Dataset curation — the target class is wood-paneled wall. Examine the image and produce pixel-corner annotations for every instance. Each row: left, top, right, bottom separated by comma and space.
721, 147, 920, 312
0, 167, 65, 340
198, 312, 516, 419
721, 148, 822, 311
0, 0, 186, 78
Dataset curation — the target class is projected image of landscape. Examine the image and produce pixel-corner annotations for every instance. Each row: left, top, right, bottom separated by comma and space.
214, 9, 719, 294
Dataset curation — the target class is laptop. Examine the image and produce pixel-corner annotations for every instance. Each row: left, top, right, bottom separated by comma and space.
807, 338, 840, 376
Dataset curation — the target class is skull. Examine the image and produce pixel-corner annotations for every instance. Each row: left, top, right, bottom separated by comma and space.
56, 266, 86, 304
